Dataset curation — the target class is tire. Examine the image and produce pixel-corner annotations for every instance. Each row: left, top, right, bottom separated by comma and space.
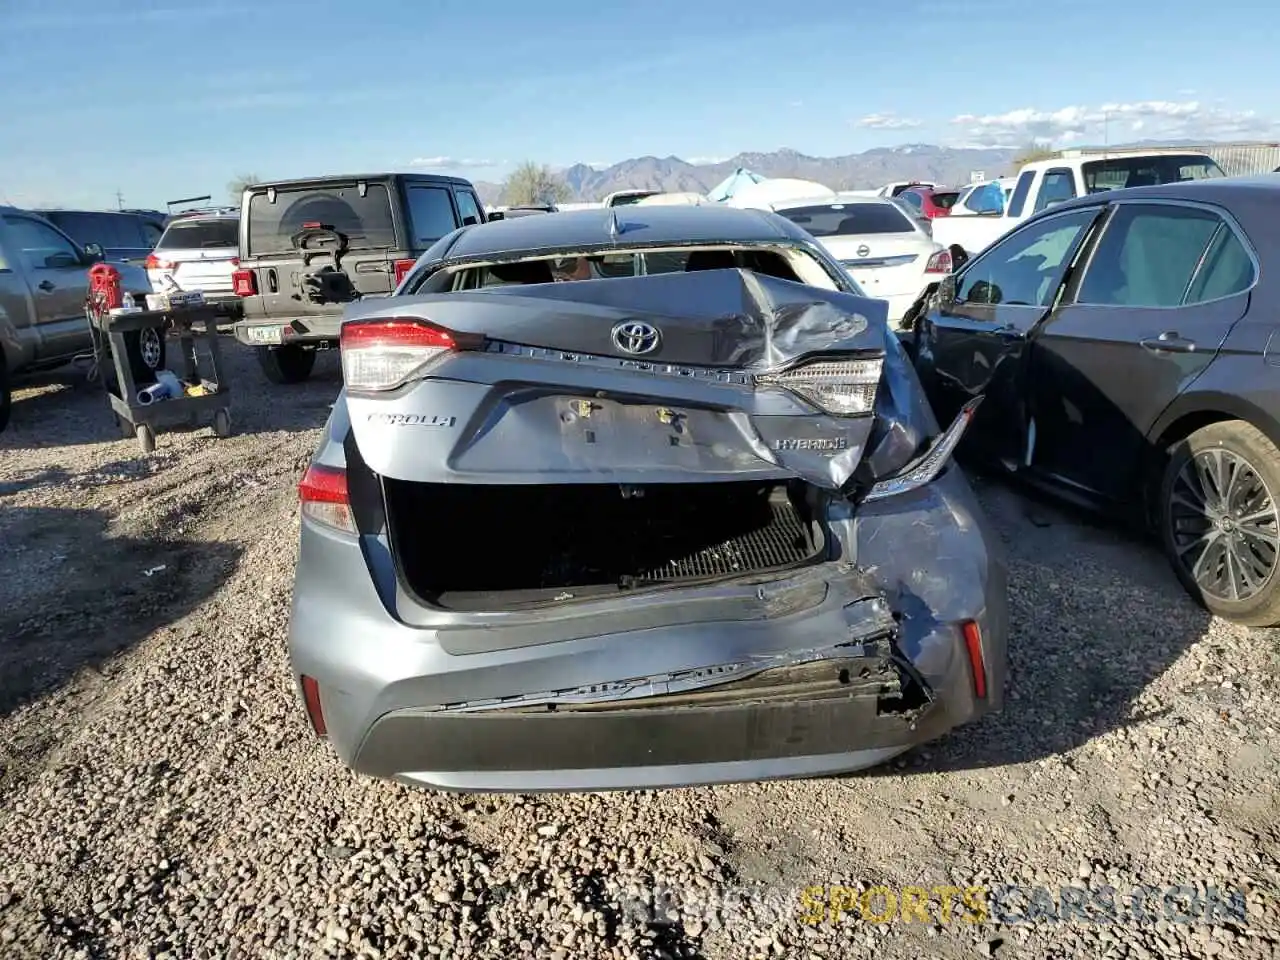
0, 359, 10, 434
257, 344, 316, 384
1159, 420, 1280, 626
213, 408, 232, 438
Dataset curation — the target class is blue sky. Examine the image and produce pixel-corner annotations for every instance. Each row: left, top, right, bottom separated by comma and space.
2, 0, 1275, 208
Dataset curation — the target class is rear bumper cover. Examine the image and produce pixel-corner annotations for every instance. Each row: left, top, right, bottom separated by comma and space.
287, 462, 1008, 792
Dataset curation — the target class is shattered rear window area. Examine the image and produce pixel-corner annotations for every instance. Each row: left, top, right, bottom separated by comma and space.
426, 244, 847, 292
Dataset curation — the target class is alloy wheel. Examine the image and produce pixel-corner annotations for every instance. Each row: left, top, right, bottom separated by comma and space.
140, 328, 163, 369
1168, 447, 1280, 602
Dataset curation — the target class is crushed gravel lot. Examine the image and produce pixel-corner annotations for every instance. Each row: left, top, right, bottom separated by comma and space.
1, 340, 1278, 960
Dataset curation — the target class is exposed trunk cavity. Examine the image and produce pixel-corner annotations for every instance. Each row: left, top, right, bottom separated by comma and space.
384, 479, 828, 610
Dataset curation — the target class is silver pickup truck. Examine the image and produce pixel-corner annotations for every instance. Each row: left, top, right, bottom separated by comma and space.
0, 206, 160, 433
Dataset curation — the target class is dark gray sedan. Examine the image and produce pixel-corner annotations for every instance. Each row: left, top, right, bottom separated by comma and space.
911, 176, 1280, 625
287, 205, 1008, 792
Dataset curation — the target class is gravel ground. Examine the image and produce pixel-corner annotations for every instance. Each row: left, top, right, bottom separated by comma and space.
1, 340, 1278, 960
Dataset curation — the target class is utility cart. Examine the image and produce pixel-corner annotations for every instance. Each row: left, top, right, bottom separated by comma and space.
87, 300, 233, 455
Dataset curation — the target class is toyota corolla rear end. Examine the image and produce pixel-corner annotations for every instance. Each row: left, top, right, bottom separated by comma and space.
286, 267, 1007, 792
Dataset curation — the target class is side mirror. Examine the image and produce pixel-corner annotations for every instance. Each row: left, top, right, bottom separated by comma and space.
461, 215, 479, 226
82, 242, 105, 263
948, 244, 969, 271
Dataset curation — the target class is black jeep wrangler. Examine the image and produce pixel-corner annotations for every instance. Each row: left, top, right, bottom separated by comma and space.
230, 173, 486, 383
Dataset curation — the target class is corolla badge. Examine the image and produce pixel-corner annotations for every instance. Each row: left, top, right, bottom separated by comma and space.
856, 244, 871, 258
611, 320, 662, 355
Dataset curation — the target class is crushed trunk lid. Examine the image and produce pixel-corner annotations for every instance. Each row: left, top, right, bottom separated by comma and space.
342, 268, 891, 490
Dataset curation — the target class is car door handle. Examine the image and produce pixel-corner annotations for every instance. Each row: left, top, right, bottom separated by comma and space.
37, 280, 55, 291
1140, 332, 1197, 354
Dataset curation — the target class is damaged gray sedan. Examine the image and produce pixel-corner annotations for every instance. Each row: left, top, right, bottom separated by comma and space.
287, 205, 1008, 792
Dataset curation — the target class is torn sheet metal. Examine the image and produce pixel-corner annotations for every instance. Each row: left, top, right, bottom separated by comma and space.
343, 268, 895, 489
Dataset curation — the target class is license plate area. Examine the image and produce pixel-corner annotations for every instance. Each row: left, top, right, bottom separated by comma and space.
245, 325, 283, 345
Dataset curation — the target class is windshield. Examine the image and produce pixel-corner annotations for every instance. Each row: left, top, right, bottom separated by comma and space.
1081, 154, 1226, 192
246, 183, 396, 256
778, 203, 916, 236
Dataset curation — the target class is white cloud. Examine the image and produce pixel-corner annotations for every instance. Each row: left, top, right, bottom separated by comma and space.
408, 156, 500, 169
686, 155, 730, 165
949, 100, 1276, 147
855, 113, 922, 130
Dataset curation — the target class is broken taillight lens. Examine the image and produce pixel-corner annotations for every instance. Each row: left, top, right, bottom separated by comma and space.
298, 463, 356, 534
863, 396, 982, 502
340, 317, 466, 392
755, 357, 883, 416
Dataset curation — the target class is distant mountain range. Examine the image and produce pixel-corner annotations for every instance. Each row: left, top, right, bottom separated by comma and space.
471, 144, 1022, 204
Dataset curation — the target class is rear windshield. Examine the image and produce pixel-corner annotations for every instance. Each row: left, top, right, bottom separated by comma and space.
246, 183, 396, 256
158, 218, 238, 250
779, 203, 915, 236
1081, 154, 1226, 192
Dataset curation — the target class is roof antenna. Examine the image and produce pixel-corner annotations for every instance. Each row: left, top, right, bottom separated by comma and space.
608, 206, 622, 239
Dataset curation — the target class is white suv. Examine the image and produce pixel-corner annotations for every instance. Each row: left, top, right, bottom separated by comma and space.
145, 208, 242, 319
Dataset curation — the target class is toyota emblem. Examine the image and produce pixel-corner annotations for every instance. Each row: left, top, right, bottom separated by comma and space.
611, 320, 662, 355
856, 244, 871, 258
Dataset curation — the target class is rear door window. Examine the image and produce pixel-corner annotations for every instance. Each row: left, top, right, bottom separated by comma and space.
158, 218, 239, 251
406, 186, 460, 246
246, 183, 396, 256
779, 203, 916, 236
1075, 203, 1221, 308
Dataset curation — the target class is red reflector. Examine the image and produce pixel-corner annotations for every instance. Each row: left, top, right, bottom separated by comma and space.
302, 220, 323, 229
232, 268, 257, 297
300, 675, 327, 736
393, 258, 416, 285
962, 620, 987, 699
340, 317, 457, 350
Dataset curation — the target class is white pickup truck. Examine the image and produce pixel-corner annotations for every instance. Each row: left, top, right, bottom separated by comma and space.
930, 150, 1228, 257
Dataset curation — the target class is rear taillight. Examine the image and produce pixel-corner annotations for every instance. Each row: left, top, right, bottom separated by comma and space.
755, 357, 883, 416
924, 249, 953, 274
144, 253, 175, 271
232, 268, 257, 297
298, 463, 356, 534
340, 317, 470, 392
393, 258, 417, 286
